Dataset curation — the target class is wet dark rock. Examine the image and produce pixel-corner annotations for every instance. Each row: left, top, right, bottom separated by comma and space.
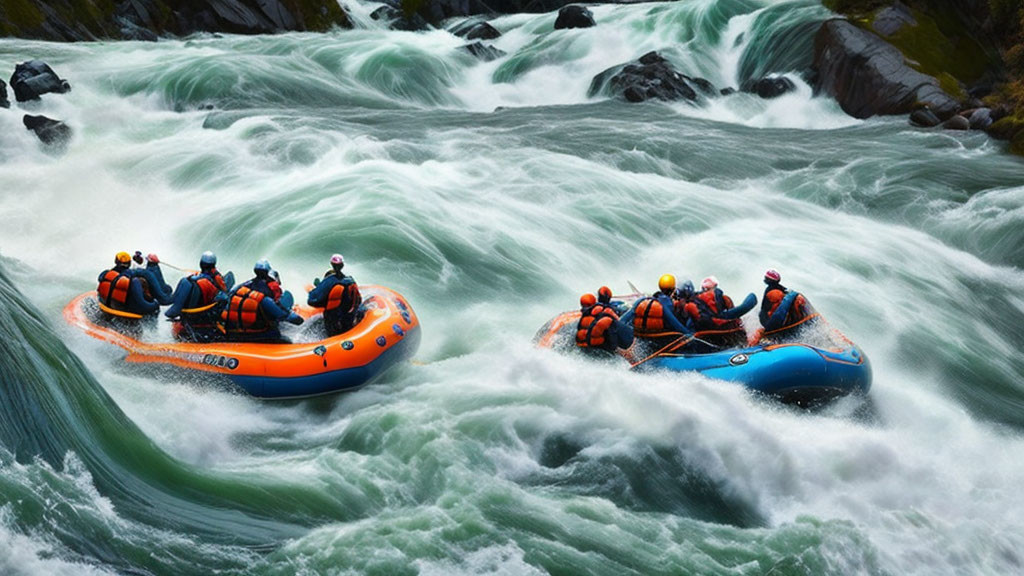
449, 18, 501, 40
554, 5, 595, 30
942, 115, 970, 130
909, 106, 941, 127
813, 19, 960, 120
689, 77, 717, 97
872, 1, 916, 37
720, 87, 736, 96
968, 107, 993, 130
370, 5, 430, 31
589, 51, 710, 103
741, 76, 796, 99
10, 60, 71, 102
0, 1, 349, 40
0, 80, 9, 108
458, 42, 505, 61
23, 115, 72, 148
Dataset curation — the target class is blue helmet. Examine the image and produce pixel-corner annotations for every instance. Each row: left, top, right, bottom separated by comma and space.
200, 251, 216, 267
678, 280, 695, 299
254, 258, 272, 273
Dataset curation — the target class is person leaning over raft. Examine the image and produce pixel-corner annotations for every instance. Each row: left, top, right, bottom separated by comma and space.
221, 258, 303, 342
165, 251, 230, 342
759, 268, 811, 332
307, 254, 362, 336
576, 292, 633, 356
130, 251, 173, 305
97, 251, 161, 317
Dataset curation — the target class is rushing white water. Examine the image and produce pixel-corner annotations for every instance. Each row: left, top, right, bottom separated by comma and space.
1, 0, 1024, 574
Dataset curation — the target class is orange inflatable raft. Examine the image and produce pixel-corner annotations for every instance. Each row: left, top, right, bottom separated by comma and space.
64, 285, 420, 399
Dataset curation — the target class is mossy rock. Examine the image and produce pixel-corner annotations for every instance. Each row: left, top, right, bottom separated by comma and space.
988, 114, 1024, 140
0, 0, 48, 36
876, 7, 994, 98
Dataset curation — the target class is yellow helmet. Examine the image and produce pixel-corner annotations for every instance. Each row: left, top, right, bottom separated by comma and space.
115, 251, 131, 265
658, 274, 676, 293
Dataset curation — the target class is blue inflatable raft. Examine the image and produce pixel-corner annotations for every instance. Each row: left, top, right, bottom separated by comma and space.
535, 299, 871, 405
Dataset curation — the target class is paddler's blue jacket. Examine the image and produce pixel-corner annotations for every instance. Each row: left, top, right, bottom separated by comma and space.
132, 263, 173, 305
165, 269, 227, 319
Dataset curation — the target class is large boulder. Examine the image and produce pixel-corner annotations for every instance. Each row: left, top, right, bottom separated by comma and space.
813, 19, 960, 120
0, 80, 9, 108
554, 5, 595, 30
449, 18, 501, 40
589, 51, 713, 103
740, 76, 797, 99
10, 60, 71, 102
967, 107, 993, 130
942, 115, 970, 131
23, 115, 72, 148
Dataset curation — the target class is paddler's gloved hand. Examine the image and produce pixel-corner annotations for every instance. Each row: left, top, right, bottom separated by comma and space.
286, 312, 304, 326
146, 253, 159, 265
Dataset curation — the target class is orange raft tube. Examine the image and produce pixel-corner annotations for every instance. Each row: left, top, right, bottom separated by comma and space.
64, 285, 420, 399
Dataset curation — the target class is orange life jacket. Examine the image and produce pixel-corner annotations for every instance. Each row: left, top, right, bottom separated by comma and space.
576, 304, 618, 348
97, 269, 131, 309
326, 282, 361, 314
633, 297, 669, 335
221, 285, 267, 331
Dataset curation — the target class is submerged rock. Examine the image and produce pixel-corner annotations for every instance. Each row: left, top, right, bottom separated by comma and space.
10, 60, 71, 102
458, 42, 506, 62
741, 76, 796, 99
554, 5, 595, 30
590, 51, 713, 103
909, 106, 941, 127
23, 115, 72, 148
449, 18, 501, 40
813, 19, 959, 120
0, 80, 9, 108
942, 115, 970, 131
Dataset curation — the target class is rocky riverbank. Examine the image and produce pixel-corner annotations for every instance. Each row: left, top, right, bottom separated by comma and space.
0, 0, 348, 40
820, 0, 1024, 154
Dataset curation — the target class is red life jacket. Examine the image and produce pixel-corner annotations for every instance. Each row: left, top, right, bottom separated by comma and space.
633, 297, 670, 336
576, 304, 618, 348
696, 289, 739, 329
326, 282, 361, 314
765, 289, 808, 326
191, 275, 220, 306
221, 286, 267, 331
97, 269, 131, 309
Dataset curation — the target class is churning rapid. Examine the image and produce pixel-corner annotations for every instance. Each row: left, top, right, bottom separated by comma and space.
2, 0, 1024, 573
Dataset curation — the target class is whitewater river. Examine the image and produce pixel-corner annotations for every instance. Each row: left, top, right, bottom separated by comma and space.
2, 0, 1024, 574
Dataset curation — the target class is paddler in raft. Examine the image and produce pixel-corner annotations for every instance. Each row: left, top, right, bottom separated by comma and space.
165, 251, 232, 342
575, 291, 633, 357
221, 258, 304, 342
752, 268, 815, 342
680, 276, 754, 349
627, 274, 694, 353
307, 254, 363, 337
96, 251, 162, 319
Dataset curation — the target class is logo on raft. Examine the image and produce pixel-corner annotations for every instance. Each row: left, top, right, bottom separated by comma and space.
202, 354, 239, 370
729, 353, 749, 366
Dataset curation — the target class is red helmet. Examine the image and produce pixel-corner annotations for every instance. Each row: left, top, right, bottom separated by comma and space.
764, 269, 781, 283
597, 286, 613, 303
580, 293, 597, 307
